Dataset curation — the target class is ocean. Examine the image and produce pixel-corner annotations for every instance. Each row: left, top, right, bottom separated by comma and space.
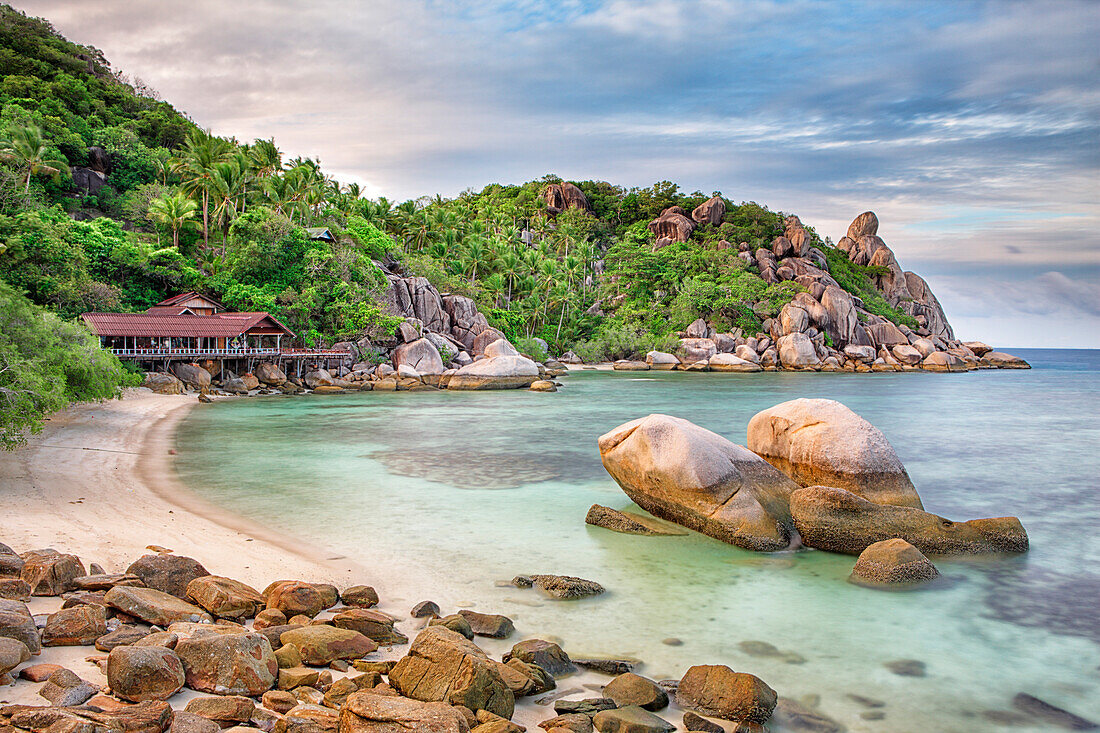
174, 348, 1100, 732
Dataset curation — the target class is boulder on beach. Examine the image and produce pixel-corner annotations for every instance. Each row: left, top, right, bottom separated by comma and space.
504, 639, 575, 678
592, 706, 674, 732
676, 338, 717, 363
392, 338, 445, 375
603, 672, 669, 711
174, 630, 278, 696
20, 551, 85, 596
707, 353, 762, 372
264, 580, 336, 618
126, 554, 210, 598
143, 372, 184, 395
790, 485, 1029, 555
0, 637, 31, 677
776, 333, 820, 370
340, 691, 471, 733
279, 625, 378, 665
645, 351, 680, 370
457, 610, 514, 638
746, 398, 923, 509
598, 415, 799, 552
850, 538, 939, 586
42, 605, 106, 646
254, 362, 287, 386
585, 504, 686, 536
613, 360, 649, 371
676, 664, 777, 724
104, 585, 213, 626
388, 625, 515, 718
0, 602, 41, 654
186, 576, 266, 620
172, 363, 212, 390
107, 645, 186, 702
921, 352, 967, 372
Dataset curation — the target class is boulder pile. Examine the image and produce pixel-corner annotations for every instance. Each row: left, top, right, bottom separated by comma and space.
596, 399, 1029, 585
0, 546, 790, 732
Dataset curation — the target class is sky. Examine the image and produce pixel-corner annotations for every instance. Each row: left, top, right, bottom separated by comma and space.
14, 0, 1100, 347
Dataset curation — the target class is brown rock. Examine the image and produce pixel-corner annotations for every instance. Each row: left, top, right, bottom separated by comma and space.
681, 711, 722, 732
265, 581, 333, 619
388, 626, 514, 718
0, 601, 41, 653
539, 714, 592, 732
95, 624, 152, 651
186, 576, 266, 620
584, 505, 686, 536
0, 636, 31, 677
591, 706, 674, 732
603, 673, 668, 711
691, 197, 725, 226
107, 646, 186, 702
676, 665, 776, 724
0, 577, 31, 601
332, 608, 408, 646
340, 586, 379, 609
126, 555, 210, 599
430, 614, 474, 639
746, 398, 923, 509
170, 712, 222, 733
20, 662, 64, 682
105, 586, 212, 626
457, 610, 514, 639
21, 551, 86, 596
647, 208, 695, 242
981, 351, 1031, 369
279, 625, 378, 665
598, 415, 798, 552
544, 182, 590, 215
255, 609, 288, 629
846, 211, 878, 241
850, 539, 939, 586
174, 631, 278, 696
790, 485, 1029, 555
184, 695, 256, 723
284, 704, 339, 733
42, 605, 107, 646
72, 574, 144, 591
339, 691, 470, 733
262, 690, 298, 714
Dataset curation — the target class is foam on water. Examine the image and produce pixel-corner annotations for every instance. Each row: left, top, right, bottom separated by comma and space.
175, 349, 1100, 732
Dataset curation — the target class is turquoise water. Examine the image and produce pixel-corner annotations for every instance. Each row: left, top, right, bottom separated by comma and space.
175, 349, 1100, 732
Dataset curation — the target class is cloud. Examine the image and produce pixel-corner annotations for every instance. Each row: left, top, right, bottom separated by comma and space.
9, 0, 1099, 347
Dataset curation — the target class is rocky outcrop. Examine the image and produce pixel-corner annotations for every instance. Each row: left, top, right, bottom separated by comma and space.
746, 399, 923, 509
850, 539, 939, 586
598, 415, 799, 551
790, 486, 1029, 555
648, 207, 696, 242
691, 197, 725, 226
544, 182, 590, 215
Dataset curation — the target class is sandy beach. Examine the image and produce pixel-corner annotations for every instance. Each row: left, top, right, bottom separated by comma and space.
0, 389, 609, 726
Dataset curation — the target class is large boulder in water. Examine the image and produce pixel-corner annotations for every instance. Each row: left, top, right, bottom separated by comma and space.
981, 351, 1031, 369
389, 625, 514, 718
850, 538, 939, 586
598, 415, 799, 551
446, 352, 539, 390
746, 398, 923, 509
790, 486, 1029, 556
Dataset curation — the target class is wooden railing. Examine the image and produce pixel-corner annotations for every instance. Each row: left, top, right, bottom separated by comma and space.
108, 347, 352, 359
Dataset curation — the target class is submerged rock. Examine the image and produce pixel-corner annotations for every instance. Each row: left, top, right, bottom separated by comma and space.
790, 485, 1029, 556
530, 575, 605, 600
592, 706, 674, 732
747, 398, 923, 509
584, 504, 686, 536
1012, 692, 1097, 730
598, 415, 798, 552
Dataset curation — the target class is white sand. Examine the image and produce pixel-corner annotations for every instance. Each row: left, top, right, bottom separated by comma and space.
0, 389, 622, 728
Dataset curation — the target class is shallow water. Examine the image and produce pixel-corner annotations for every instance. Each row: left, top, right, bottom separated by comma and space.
175, 349, 1100, 732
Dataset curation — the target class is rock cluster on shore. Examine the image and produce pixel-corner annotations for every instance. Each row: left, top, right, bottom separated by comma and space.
0, 546, 796, 732
142, 336, 567, 400
597, 398, 1030, 588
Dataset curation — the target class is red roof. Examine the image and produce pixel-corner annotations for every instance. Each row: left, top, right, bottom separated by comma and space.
155, 291, 227, 311
82, 311, 295, 338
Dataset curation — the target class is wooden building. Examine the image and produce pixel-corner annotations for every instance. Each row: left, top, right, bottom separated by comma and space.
82, 293, 349, 376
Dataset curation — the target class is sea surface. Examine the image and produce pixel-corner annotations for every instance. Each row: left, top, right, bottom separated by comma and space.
175, 348, 1100, 732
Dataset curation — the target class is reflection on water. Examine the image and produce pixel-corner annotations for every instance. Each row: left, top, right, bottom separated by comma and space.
176, 349, 1100, 733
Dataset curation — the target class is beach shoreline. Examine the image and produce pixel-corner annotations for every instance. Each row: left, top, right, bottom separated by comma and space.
0, 389, 607, 725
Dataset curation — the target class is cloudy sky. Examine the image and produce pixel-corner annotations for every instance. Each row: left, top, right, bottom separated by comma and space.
16, 0, 1100, 347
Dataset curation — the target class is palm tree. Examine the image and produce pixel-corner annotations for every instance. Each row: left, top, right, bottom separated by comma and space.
0, 124, 69, 193
210, 158, 247, 235
249, 138, 282, 180
148, 191, 198, 249
172, 129, 233, 247
463, 238, 487, 285
499, 251, 522, 302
